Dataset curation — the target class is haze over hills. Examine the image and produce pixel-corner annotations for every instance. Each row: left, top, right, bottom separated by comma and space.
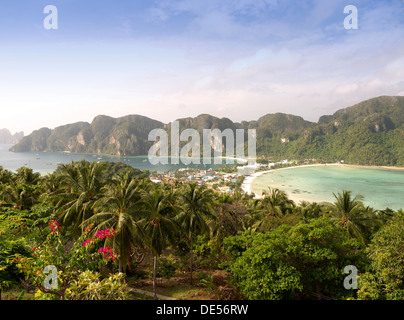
9, 96, 404, 166
0, 129, 24, 144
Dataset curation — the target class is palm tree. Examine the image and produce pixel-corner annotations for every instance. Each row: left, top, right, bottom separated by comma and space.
0, 166, 13, 185
40, 172, 63, 195
330, 190, 380, 245
214, 192, 234, 205
176, 183, 215, 284
0, 182, 38, 210
53, 160, 107, 236
137, 186, 180, 300
85, 173, 147, 272
250, 187, 295, 231
261, 187, 295, 214
0, 167, 41, 210
296, 201, 323, 222
14, 167, 41, 185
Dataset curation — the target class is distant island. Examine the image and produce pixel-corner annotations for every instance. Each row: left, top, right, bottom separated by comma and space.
9, 95, 404, 167
0, 129, 24, 144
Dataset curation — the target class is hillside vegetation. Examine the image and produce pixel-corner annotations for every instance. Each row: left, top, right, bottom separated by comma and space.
10, 96, 404, 166
1, 161, 403, 300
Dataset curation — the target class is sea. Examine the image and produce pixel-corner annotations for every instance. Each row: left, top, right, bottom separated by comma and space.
250, 165, 404, 210
0, 144, 236, 175
2, 144, 403, 210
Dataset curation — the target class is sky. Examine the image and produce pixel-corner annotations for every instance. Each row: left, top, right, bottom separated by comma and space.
0, 0, 404, 135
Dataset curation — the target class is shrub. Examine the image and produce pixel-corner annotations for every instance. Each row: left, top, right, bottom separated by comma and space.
224, 218, 365, 300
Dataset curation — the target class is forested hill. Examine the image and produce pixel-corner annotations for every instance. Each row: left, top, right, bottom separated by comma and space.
10, 115, 164, 157
9, 95, 404, 166
286, 95, 404, 166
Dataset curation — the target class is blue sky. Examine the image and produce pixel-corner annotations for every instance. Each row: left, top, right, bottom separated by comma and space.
1, 0, 404, 135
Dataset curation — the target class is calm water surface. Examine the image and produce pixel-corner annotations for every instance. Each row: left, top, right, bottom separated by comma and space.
2, 144, 403, 210
0, 144, 233, 175
251, 165, 404, 210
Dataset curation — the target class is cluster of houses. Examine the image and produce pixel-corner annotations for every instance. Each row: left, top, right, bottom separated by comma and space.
148, 159, 296, 193
149, 168, 243, 192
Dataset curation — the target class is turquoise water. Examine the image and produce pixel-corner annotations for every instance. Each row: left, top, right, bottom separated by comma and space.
0, 144, 236, 175
251, 165, 404, 210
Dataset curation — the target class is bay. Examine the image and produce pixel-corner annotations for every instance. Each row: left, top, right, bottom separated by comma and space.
250, 164, 404, 210
3, 142, 403, 210
0, 144, 236, 175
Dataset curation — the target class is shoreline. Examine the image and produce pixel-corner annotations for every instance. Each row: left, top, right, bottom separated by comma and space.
241, 163, 343, 198
344, 164, 404, 171
240, 162, 404, 201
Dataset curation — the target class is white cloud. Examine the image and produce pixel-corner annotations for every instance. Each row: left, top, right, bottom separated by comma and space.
2, 1, 404, 133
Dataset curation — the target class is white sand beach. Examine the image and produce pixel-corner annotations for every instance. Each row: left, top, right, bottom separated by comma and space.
241, 163, 343, 199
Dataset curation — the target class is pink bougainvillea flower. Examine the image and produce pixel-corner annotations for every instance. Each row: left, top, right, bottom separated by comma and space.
97, 246, 118, 261
48, 220, 61, 233
83, 239, 94, 247
94, 228, 116, 239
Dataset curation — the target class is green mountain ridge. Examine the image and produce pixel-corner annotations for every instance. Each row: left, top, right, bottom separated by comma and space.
9, 96, 404, 166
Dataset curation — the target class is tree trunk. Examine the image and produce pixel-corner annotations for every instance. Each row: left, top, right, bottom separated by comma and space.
119, 231, 123, 273
153, 255, 158, 300
190, 234, 193, 285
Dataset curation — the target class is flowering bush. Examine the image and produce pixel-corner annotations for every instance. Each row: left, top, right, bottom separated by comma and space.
71, 224, 118, 270
83, 239, 94, 247
94, 228, 115, 239
48, 220, 61, 233
97, 247, 118, 262
13, 222, 123, 300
